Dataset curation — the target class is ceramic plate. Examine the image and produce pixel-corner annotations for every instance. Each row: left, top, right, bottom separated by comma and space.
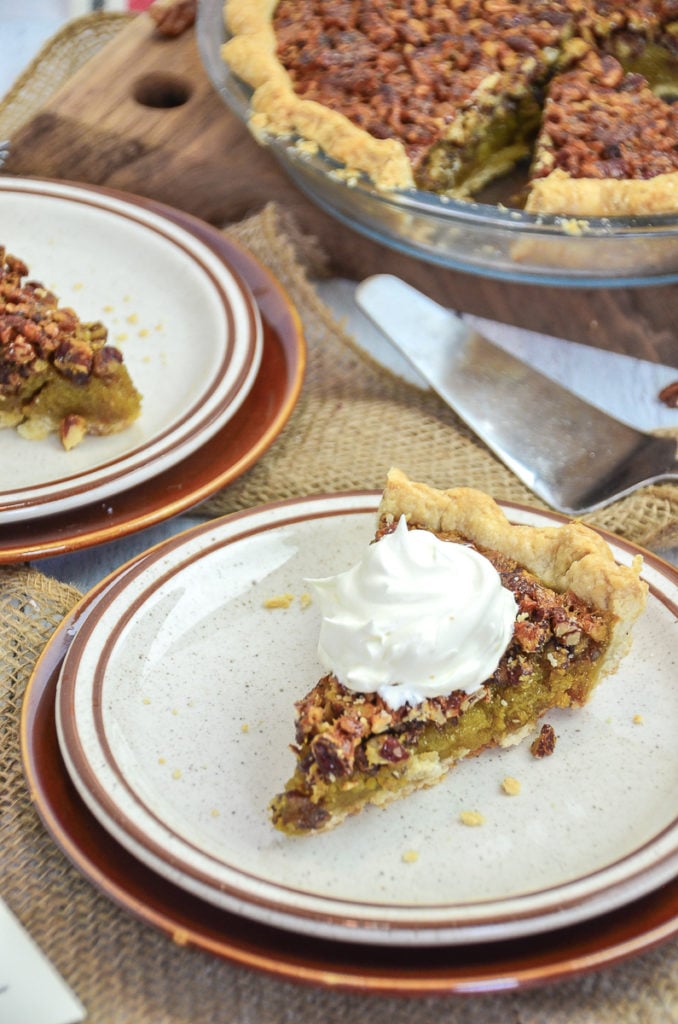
0, 178, 262, 523
21, 614, 678, 994
54, 496, 678, 946
0, 209, 304, 563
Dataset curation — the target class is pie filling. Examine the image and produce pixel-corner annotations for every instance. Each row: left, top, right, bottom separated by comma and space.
417, 93, 543, 196
0, 248, 141, 450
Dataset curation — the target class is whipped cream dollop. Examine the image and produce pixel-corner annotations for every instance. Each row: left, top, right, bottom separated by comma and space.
307, 516, 518, 710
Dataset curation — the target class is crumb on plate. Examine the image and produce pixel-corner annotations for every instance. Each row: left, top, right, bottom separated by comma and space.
263, 592, 295, 609
459, 810, 485, 827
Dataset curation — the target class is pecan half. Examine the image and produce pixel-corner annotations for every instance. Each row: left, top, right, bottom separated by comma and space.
658, 381, 678, 408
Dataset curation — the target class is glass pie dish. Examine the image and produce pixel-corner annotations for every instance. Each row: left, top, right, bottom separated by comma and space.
197, 0, 678, 287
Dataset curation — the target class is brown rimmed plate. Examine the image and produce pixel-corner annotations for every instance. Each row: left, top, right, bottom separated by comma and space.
21, 505, 678, 994
0, 186, 304, 563
0, 178, 264, 524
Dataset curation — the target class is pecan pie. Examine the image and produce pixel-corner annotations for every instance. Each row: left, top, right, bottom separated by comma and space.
223, 0, 678, 216
270, 469, 647, 835
0, 248, 141, 450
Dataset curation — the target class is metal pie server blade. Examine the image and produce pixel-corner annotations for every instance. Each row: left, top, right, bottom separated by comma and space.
355, 275, 678, 515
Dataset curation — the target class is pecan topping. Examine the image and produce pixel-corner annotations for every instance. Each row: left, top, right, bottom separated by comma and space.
273, 0, 581, 170
270, 0, 678, 189
149, 0, 196, 36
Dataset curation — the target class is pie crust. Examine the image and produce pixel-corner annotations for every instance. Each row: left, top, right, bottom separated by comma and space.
269, 469, 647, 835
222, 0, 678, 216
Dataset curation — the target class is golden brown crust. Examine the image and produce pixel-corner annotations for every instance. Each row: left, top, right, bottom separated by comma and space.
222, 0, 414, 189
525, 168, 678, 216
378, 468, 648, 677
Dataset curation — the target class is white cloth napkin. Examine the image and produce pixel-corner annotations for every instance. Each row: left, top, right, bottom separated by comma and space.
0, 899, 85, 1024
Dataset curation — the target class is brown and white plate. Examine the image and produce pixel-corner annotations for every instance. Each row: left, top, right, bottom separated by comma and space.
0, 178, 263, 524
21, 509, 677, 993
0, 190, 304, 562
52, 497, 678, 947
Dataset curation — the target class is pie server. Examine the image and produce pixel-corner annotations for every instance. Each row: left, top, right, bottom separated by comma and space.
355, 274, 678, 515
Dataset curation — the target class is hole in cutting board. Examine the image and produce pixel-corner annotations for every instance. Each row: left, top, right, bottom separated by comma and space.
133, 72, 192, 109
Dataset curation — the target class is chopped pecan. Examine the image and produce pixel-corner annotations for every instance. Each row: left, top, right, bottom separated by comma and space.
60, 414, 87, 451
92, 345, 123, 378
530, 723, 557, 758
149, 0, 196, 36
310, 730, 356, 779
53, 338, 93, 382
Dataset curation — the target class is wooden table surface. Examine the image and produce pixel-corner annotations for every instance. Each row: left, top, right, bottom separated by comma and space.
4, 12, 677, 367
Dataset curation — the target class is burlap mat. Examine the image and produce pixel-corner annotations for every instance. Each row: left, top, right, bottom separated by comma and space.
1, 13, 677, 1023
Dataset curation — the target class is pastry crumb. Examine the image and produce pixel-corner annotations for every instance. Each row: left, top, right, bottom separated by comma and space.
459, 810, 485, 827
633, 714, 644, 725
502, 776, 521, 796
401, 849, 419, 863
171, 768, 182, 780
263, 592, 294, 609
241, 722, 250, 733
300, 591, 313, 609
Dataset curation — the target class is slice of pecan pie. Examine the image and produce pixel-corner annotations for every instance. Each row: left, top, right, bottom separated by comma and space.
0, 247, 141, 450
270, 469, 647, 835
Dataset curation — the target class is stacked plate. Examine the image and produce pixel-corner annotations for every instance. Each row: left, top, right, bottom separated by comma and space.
0, 177, 305, 562
22, 495, 678, 994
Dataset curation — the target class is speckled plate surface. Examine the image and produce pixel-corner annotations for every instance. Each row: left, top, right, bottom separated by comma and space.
54, 496, 678, 946
0, 178, 262, 524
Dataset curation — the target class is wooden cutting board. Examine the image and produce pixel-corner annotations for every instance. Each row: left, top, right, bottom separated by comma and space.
5, 12, 677, 363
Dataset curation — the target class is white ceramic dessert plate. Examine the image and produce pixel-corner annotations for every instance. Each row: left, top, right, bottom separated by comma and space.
55, 495, 678, 946
0, 178, 262, 523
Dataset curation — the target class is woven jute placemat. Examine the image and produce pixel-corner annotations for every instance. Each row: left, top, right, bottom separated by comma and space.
1, 13, 676, 1024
